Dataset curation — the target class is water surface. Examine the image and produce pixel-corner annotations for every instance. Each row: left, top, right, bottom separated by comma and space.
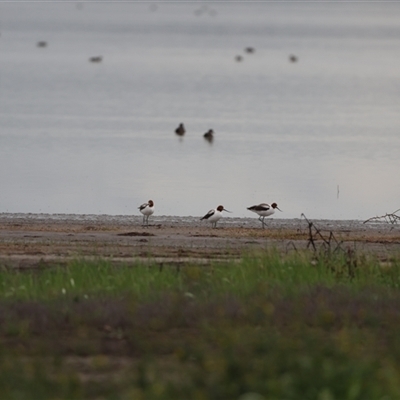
1, 2, 399, 219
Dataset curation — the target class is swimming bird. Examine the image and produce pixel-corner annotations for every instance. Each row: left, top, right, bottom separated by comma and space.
89, 56, 102, 63
203, 129, 214, 143
247, 202, 282, 229
245, 47, 255, 54
201, 205, 231, 228
138, 200, 154, 225
175, 123, 186, 136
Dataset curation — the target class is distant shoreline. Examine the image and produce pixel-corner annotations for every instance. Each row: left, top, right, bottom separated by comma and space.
0, 212, 388, 225
0, 213, 399, 269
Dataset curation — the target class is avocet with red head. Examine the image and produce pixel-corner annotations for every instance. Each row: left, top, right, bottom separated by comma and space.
247, 202, 282, 229
201, 205, 231, 228
138, 200, 154, 225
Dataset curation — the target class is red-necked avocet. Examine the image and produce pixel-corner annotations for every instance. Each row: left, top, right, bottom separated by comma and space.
200, 205, 231, 228
247, 202, 282, 229
138, 200, 154, 225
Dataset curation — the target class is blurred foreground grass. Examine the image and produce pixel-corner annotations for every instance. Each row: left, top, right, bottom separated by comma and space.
0, 250, 400, 399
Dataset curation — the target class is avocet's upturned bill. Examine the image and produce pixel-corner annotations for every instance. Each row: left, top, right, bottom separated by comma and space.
247, 202, 282, 229
138, 200, 154, 225
200, 205, 231, 228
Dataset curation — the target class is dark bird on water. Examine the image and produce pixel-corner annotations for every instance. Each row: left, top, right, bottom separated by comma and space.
89, 56, 103, 63
203, 129, 214, 143
175, 123, 186, 136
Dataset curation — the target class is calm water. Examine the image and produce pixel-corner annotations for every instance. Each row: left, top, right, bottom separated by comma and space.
1, 2, 399, 220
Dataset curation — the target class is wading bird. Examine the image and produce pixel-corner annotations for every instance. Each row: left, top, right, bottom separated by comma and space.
201, 205, 231, 228
138, 200, 154, 226
247, 202, 282, 229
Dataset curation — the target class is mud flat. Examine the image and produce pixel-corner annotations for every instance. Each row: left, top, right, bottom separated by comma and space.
0, 213, 399, 269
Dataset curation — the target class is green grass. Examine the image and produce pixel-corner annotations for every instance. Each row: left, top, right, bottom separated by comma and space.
0, 250, 400, 399
1, 249, 399, 301
0, 259, 184, 301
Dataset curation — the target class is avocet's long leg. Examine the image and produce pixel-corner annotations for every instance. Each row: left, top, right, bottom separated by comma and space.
139, 200, 154, 227
247, 202, 281, 229
200, 205, 231, 229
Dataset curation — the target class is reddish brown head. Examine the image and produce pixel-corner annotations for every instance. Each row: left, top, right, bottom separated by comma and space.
271, 203, 282, 211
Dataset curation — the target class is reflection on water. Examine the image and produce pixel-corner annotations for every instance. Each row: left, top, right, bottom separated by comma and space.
0, 2, 399, 220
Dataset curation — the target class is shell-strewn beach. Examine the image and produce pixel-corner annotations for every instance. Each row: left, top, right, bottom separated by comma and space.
0, 213, 399, 269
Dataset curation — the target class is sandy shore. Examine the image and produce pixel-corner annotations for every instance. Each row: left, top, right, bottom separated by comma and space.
0, 213, 399, 268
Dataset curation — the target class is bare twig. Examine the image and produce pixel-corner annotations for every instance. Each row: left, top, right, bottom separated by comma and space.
285, 241, 298, 253
363, 209, 400, 225
301, 213, 344, 255
301, 213, 317, 251
301, 214, 359, 280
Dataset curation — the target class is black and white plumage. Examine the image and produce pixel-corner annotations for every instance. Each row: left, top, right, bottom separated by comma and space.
200, 205, 231, 228
247, 202, 281, 229
138, 200, 154, 225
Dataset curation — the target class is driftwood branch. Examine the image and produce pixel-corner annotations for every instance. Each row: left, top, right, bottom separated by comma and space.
363, 209, 400, 225
301, 214, 358, 279
301, 213, 343, 254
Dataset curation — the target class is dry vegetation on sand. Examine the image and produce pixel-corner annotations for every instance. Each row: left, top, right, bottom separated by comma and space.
0, 215, 400, 398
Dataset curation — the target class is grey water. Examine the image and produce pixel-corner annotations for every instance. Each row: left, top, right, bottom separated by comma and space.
1, 1, 399, 220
